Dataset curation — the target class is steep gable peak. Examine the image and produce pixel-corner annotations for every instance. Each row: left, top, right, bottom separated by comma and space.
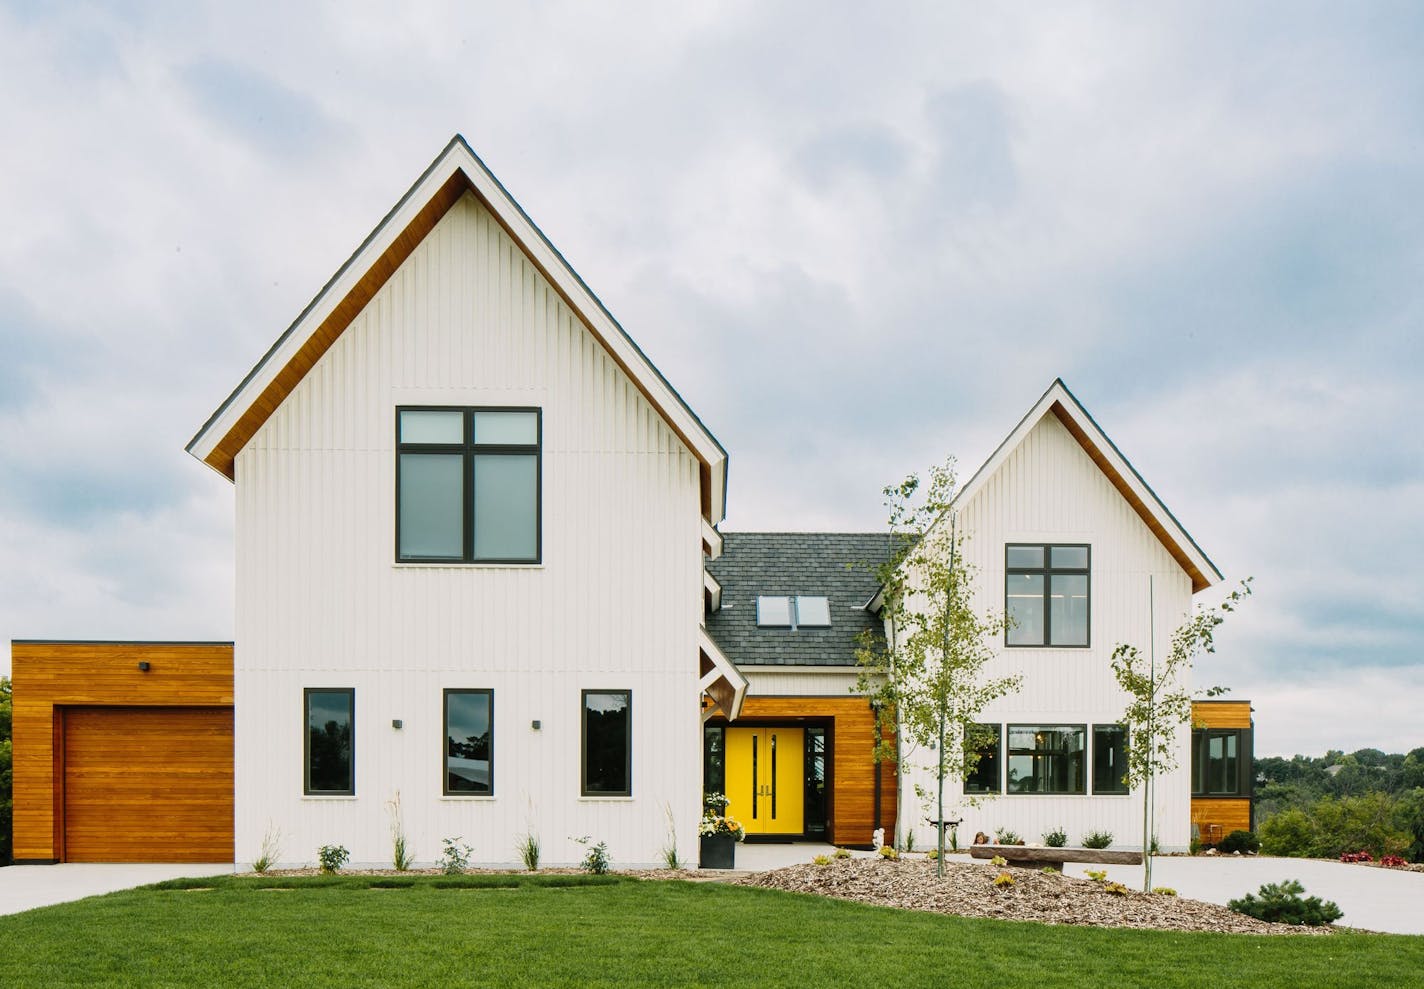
187, 135, 728, 521
956, 379, 1221, 593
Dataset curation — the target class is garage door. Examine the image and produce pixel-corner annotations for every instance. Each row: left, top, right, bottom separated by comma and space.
63, 706, 234, 862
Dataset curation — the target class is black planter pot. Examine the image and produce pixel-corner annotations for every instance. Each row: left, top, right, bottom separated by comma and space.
699, 834, 736, 869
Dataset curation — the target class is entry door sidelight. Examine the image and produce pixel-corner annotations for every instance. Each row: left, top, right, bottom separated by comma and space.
724, 727, 805, 835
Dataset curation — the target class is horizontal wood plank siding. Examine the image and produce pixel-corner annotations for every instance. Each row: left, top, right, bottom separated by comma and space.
1192, 701, 1253, 729
10, 642, 234, 862
736, 696, 896, 847
1191, 798, 1252, 840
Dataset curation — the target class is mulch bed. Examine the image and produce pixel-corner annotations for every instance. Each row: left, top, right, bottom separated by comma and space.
736, 857, 1331, 935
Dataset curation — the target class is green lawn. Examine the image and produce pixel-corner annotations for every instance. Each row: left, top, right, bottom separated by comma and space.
0, 874, 1418, 988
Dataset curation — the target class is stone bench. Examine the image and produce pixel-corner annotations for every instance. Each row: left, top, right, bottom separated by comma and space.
969, 844, 1143, 872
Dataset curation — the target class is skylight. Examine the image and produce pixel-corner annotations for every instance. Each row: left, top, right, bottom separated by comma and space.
756, 595, 831, 629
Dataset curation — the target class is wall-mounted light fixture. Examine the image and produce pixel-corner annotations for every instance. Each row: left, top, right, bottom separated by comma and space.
391, 719, 404, 730
137, 661, 151, 672
531, 720, 541, 730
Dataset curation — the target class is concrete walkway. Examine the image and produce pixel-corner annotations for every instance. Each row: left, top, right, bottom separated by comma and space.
0, 863, 234, 917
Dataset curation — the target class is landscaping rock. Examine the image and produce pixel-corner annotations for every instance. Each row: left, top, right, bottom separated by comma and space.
737, 857, 1331, 935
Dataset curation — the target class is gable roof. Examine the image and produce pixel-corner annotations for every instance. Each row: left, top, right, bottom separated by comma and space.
955, 379, 1222, 593
705, 532, 892, 667
186, 135, 729, 521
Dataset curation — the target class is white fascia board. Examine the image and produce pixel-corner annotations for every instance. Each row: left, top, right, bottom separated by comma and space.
698, 627, 747, 721
704, 569, 722, 612
702, 519, 724, 560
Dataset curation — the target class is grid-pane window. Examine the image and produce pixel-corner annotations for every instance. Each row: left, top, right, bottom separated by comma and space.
582, 690, 631, 796
1093, 724, 1129, 794
1007, 725, 1086, 794
397, 407, 540, 563
305, 689, 354, 795
964, 723, 1001, 794
1005, 544, 1089, 646
444, 690, 493, 795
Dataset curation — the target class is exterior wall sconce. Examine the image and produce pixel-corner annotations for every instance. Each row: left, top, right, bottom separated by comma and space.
391, 719, 403, 730
531, 720, 541, 730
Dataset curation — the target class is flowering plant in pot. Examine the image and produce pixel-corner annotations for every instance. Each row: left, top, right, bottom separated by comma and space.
698, 793, 745, 868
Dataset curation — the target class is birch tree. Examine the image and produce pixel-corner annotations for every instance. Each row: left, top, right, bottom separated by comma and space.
1112, 578, 1252, 890
855, 458, 1021, 877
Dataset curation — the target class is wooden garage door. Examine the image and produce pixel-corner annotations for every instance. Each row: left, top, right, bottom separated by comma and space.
63, 707, 234, 862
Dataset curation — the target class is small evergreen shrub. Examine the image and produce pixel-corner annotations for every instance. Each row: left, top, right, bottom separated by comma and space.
1103, 881, 1129, 896
990, 855, 1007, 867
878, 845, 899, 860
1152, 887, 1178, 896
1081, 831, 1113, 849
317, 844, 349, 874
994, 828, 1022, 845
992, 871, 1015, 887
1042, 827, 1068, 848
1085, 869, 1107, 882
1041, 867, 1057, 874
926, 848, 939, 861
832, 847, 852, 860
1228, 880, 1343, 926
439, 837, 472, 876
813, 854, 832, 866
1218, 829, 1260, 855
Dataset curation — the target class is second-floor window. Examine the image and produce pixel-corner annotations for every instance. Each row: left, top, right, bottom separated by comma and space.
396, 407, 541, 563
1005, 544, 1089, 646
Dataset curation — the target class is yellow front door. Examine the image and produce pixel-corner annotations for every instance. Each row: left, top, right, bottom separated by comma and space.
725, 727, 804, 835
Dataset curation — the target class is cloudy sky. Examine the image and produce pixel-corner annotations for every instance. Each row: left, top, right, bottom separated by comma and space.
1, 2, 1420, 757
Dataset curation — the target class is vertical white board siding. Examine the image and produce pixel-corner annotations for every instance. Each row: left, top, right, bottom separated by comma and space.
233, 192, 705, 867
898, 414, 1197, 850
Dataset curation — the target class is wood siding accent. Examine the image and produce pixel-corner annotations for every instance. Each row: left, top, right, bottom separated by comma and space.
735, 696, 897, 847
1192, 700, 1253, 729
63, 707, 234, 862
10, 642, 234, 862
1191, 798, 1252, 842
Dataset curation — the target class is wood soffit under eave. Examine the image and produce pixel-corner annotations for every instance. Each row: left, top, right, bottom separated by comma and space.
202, 168, 717, 520
1048, 402, 1209, 593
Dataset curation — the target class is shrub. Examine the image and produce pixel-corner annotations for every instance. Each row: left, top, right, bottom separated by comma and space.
990, 855, 1007, 867
1085, 869, 1107, 882
517, 832, 541, 871
1041, 867, 1057, 875
1042, 827, 1067, 848
832, 847, 851, 860
1381, 855, 1408, 868
926, 848, 939, 860
1081, 831, 1113, 849
573, 836, 610, 875
439, 837, 472, 876
994, 828, 1022, 845
1340, 850, 1373, 863
813, 854, 831, 866
1218, 830, 1260, 855
1103, 881, 1129, 896
1152, 887, 1178, 896
878, 845, 899, 860
903, 829, 916, 853
992, 871, 1015, 887
1260, 808, 1317, 857
317, 844, 349, 874
387, 793, 412, 871
1228, 880, 1343, 926
660, 803, 681, 870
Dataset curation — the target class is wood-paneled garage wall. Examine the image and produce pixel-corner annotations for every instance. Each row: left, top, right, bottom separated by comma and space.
1190, 700, 1254, 844
734, 696, 897, 847
10, 641, 234, 863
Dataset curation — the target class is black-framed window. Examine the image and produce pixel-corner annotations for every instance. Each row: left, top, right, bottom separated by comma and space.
703, 724, 725, 797
1093, 724, 1129, 794
305, 688, 354, 795
964, 723, 1002, 794
1193, 728, 1247, 796
396, 407, 541, 563
1005, 544, 1089, 646
582, 690, 631, 796
444, 689, 493, 795
1007, 724, 1086, 794
804, 726, 828, 838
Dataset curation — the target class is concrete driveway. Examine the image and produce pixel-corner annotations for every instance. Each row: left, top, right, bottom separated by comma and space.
0, 863, 234, 917
1065, 856, 1424, 935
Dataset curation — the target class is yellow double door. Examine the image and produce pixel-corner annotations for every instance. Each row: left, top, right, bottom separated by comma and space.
724, 727, 804, 836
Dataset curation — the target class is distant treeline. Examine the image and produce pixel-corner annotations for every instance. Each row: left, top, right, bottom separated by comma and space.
1253, 748, 1424, 862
